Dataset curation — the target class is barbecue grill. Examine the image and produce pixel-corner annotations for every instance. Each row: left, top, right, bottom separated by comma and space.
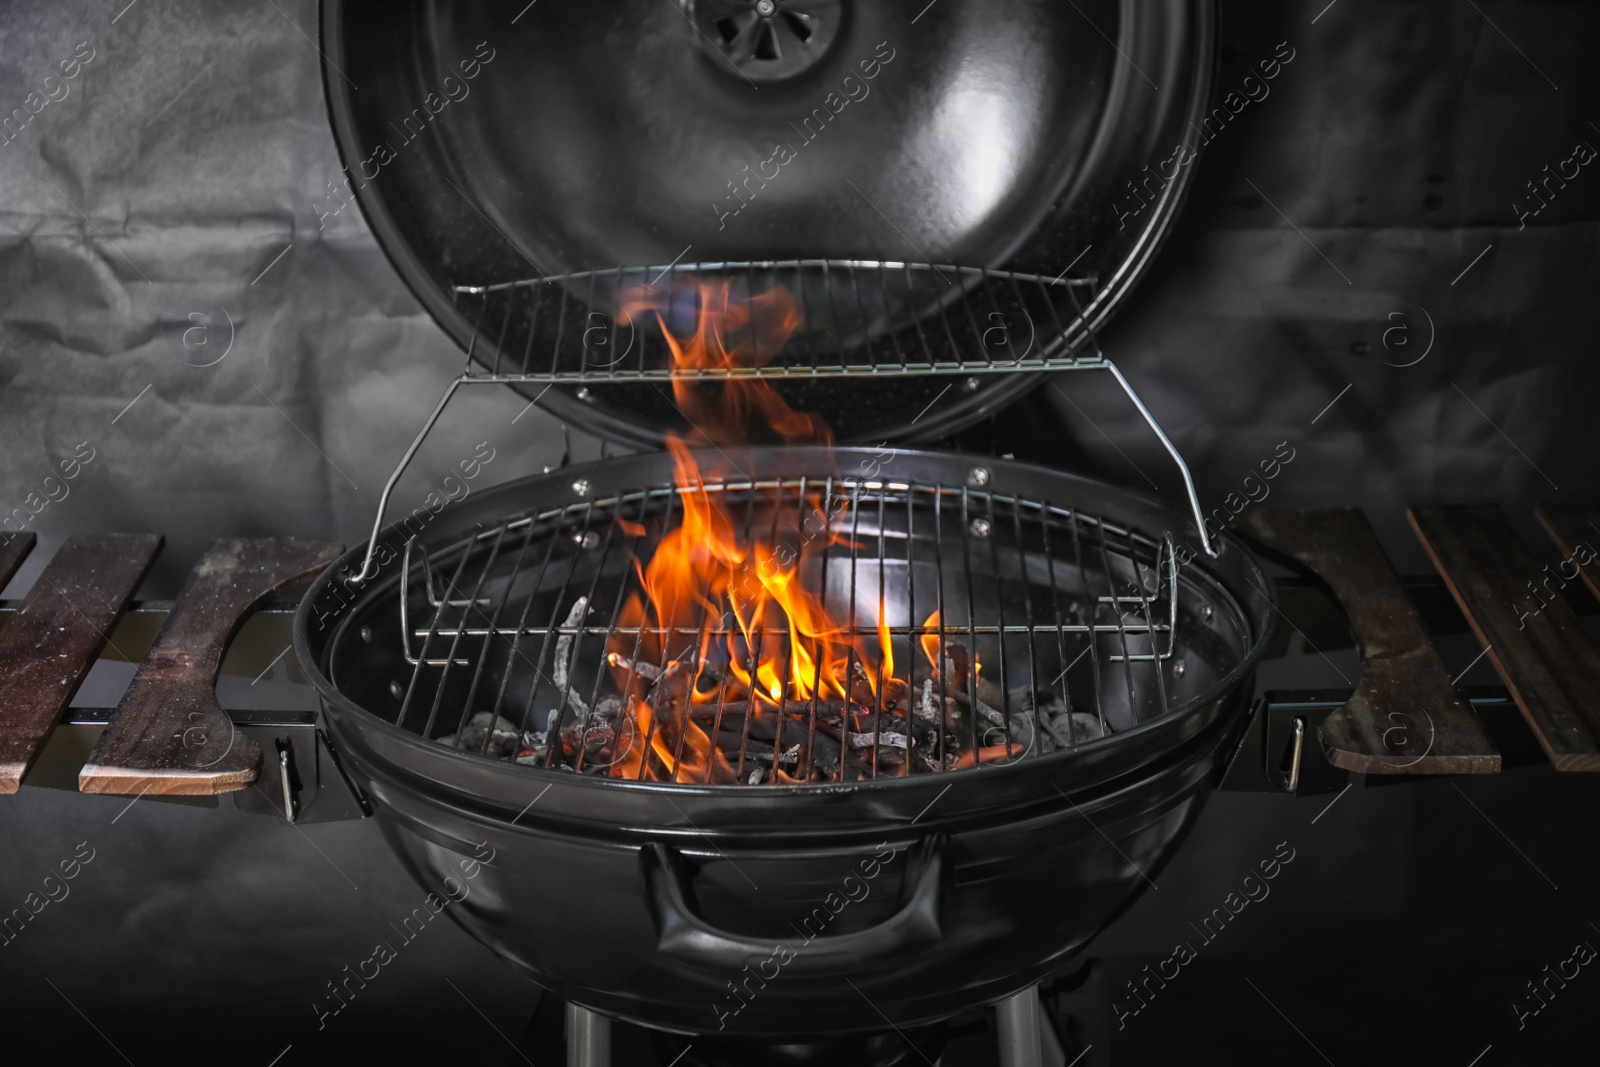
291, 1, 1279, 1061
297, 445, 1275, 1049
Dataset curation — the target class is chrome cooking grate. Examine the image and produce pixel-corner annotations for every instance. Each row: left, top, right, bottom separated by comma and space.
453, 260, 1103, 382
357, 260, 1223, 576
354, 477, 1232, 785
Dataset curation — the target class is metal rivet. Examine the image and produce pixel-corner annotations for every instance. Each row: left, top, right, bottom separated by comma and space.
969, 517, 992, 539
755, 0, 776, 14
967, 467, 990, 487
576, 387, 593, 402
574, 531, 600, 550
572, 479, 591, 497
359, 625, 373, 644
1173, 659, 1186, 678
389, 680, 404, 700
960, 376, 982, 393
1201, 605, 1214, 621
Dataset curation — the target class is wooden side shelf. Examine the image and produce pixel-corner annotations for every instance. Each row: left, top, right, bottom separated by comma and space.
0, 533, 35, 591
1410, 505, 1600, 771
1536, 504, 1600, 604
0, 534, 163, 793
78, 538, 343, 797
1239, 508, 1499, 774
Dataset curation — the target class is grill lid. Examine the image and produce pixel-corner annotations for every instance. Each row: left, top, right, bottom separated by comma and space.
320, 0, 1216, 446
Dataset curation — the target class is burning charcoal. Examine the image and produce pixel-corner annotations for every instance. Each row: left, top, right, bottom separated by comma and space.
440, 711, 522, 758
726, 736, 776, 763
916, 679, 965, 732
692, 704, 779, 744
606, 651, 662, 682
906, 717, 942, 750
552, 597, 590, 716
849, 660, 911, 709
514, 730, 549, 764
971, 698, 1006, 730
560, 717, 616, 753
691, 658, 751, 703
739, 714, 781, 745
849, 660, 874, 704
553, 695, 626, 767
747, 768, 765, 785
812, 701, 881, 735
802, 730, 875, 782
641, 654, 699, 708
847, 730, 909, 750
939, 640, 968, 686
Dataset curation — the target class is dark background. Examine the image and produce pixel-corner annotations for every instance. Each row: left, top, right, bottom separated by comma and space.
1, 0, 1597, 1063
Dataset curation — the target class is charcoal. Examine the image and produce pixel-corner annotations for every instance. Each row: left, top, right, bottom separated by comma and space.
698, 707, 778, 743
971, 698, 1006, 729
1042, 710, 1107, 747
606, 651, 662, 682
642, 653, 698, 706
440, 711, 522, 758
810, 740, 839, 776
514, 729, 548, 764
847, 730, 909, 750
915, 679, 964, 731
719, 733, 775, 762
552, 597, 590, 716
849, 660, 910, 709
802, 732, 874, 781
872, 746, 908, 767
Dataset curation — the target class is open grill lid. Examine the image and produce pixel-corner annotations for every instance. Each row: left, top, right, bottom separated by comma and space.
319, 0, 1217, 447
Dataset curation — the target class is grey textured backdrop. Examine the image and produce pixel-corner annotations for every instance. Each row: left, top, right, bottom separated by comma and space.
1, 0, 1597, 1064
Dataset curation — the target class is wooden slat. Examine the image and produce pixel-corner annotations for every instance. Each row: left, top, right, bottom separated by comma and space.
79, 538, 343, 796
0, 534, 163, 792
0, 532, 36, 591
1410, 505, 1600, 771
1535, 504, 1600, 604
1240, 508, 1499, 774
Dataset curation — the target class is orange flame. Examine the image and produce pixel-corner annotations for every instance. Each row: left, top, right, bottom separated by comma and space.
597, 279, 917, 782
617, 280, 829, 447
918, 610, 942, 669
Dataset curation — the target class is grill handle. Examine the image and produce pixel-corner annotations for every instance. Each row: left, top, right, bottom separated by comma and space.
643, 834, 947, 977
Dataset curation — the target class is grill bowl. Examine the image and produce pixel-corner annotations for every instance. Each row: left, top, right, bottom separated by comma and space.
295, 447, 1275, 1036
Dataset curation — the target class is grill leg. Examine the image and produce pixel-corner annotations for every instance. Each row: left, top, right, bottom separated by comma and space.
996, 985, 1045, 1067
565, 1002, 611, 1067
